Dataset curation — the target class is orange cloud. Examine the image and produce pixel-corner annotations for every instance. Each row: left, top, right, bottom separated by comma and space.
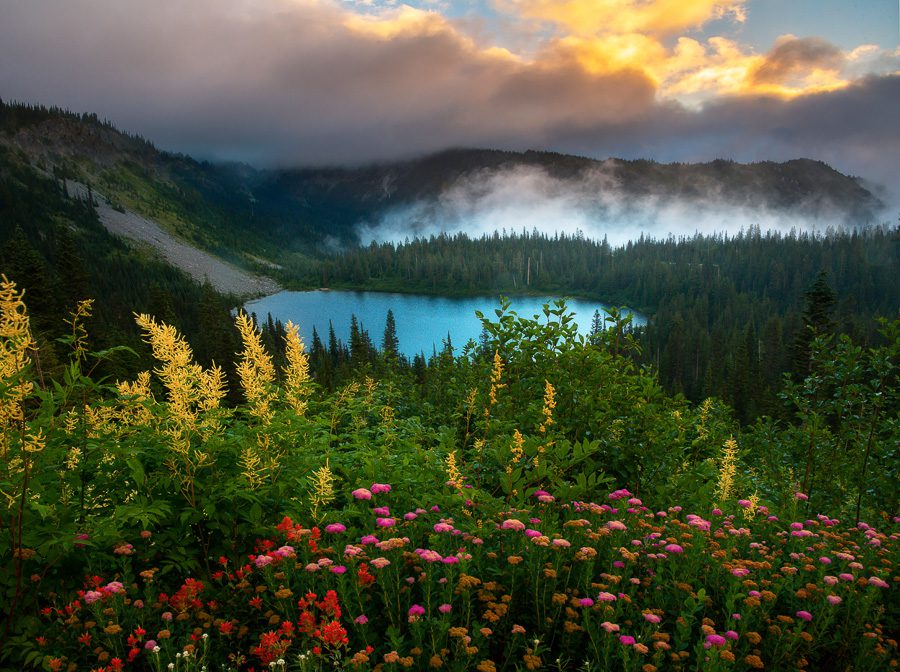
495, 0, 746, 37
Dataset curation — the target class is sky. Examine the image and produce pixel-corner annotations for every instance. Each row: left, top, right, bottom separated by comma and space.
1, 0, 898, 200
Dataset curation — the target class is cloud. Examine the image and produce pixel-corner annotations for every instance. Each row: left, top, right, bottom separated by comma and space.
0, 0, 896, 199
359, 161, 875, 249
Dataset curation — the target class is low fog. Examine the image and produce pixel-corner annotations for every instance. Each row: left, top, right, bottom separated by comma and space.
358, 164, 883, 248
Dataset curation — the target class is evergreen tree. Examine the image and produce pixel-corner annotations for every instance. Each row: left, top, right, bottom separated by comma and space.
382, 309, 399, 362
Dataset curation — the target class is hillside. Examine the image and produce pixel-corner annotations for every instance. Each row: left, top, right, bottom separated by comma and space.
1, 103, 885, 266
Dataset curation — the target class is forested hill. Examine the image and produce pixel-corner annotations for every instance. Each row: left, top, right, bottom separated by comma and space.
0, 101, 885, 259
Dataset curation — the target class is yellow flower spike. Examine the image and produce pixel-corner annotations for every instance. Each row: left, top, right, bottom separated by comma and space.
446, 450, 463, 490
716, 436, 739, 504
309, 460, 337, 521
0, 276, 35, 454
510, 430, 525, 464
539, 380, 556, 434
488, 350, 505, 407
283, 321, 311, 416
234, 312, 276, 424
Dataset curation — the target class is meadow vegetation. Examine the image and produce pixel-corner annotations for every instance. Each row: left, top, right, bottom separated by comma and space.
0, 277, 897, 671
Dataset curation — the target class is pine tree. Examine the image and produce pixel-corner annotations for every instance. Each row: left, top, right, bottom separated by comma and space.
382, 309, 399, 361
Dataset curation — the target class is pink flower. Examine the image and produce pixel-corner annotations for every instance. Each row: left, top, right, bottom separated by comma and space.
330, 565, 347, 574
725, 630, 738, 640
619, 635, 636, 646
501, 519, 525, 531
823, 575, 838, 586
370, 557, 391, 569
552, 539, 571, 548
433, 522, 454, 533
712, 508, 723, 516
442, 556, 459, 565
819, 556, 831, 564
84, 590, 103, 604
438, 603, 452, 614
868, 576, 889, 588
103, 581, 124, 594
738, 499, 751, 509
344, 544, 363, 557
705, 634, 727, 648
607, 521, 627, 532
352, 488, 372, 500
827, 595, 842, 605
795, 492, 809, 501
404, 512, 418, 521
664, 543, 684, 554
796, 610, 813, 622
304, 563, 319, 572
360, 535, 379, 545
140, 530, 152, 539
373, 506, 390, 516
371, 483, 392, 494
839, 573, 854, 582
355, 615, 368, 625
255, 555, 274, 568
408, 604, 425, 616
732, 568, 750, 577
579, 598, 594, 607
376, 517, 396, 528
537, 495, 555, 503
597, 592, 617, 602
144, 640, 157, 650
525, 529, 542, 538
113, 543, 134, 555
161, 612, 173, 622
417, 549, 443, 563
325, 523, 346, 534
601, 622, 620, 633
643, 613, 661, 624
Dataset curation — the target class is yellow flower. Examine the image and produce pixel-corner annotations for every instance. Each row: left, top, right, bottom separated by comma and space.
716, 436, 739, 503
488, 350, 505, 407
235, 312, 276, 423
309, 461, 336, 521
283, 321, 311, 416
539, 380, 556, 434
446, 450, 463, 490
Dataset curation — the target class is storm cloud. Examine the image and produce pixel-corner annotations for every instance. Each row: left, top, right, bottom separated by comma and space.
0, 1, 897, 201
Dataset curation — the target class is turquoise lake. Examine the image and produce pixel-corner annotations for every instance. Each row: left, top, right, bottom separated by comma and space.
245, 291, 645, 357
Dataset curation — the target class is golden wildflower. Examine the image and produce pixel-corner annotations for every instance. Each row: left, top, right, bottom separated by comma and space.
446, 450, 463, 490
719, 650, 736, 662
309, 461, 336, 521
745, 654, 765, 669
746, 631, 762, 645
457, 575, 481, 591
235, 312, 276, 423
523, 654, 542, 670
510, 429, 525, 465
488, 350, 505, 407
507, 555, 523, 565
282, 321, 311, 416
103, 624, 122, 635
429, 655, 444, 668
448, 627, 468, 638
476, 661, 496, 672
642, 665, 658, 672
0, 276, 35, 456
383, 651, 401, 664
716, 436, 739, 503
539, 380, 556, 434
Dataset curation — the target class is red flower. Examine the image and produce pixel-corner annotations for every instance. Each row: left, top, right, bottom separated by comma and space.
249, 596, 263, 609
219, 621, 234, 635
276, 516, 295, 533
218, 556, 229, 566
357, 564, 375, 586
127, 648, 140, 662
48, 657, 63, 671
78, 633, 92, 646
280, 621, 295, 636
134, 626, 146, 638
35, 636, 47, 647
108, 658, 124, 671
319, 620, 349, 646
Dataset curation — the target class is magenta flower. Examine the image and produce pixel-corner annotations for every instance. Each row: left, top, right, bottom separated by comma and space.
408, 604, 426, 616
725, 630, 738, 640
373, 506, 390, 516
330, 565, 347, 574
827, 595, 842, 605
375, 517, 396, 528
731, 568, 750, 577
643, 613, 661, 624
352, 488, 372, 500
144, 640, 157, 650
579, 598, 594, 607
607, 520, 627, 532
371, 483, 392, 494
704, 634, 727, 648
84, 590, 103, 604
355, 614, 368, 625
325, 523, 346, 534
360, 535, 379, 545
664, 543, 684, 554
795, 492, 809, 501
103, 581, 124, 594
597, 592, 617, 602
255, 555, 274, 568
619, 635, 636, 646
525, 529, 542, 538
796, 610, 813, 622
433, 522, 454, 533
737, 499, 751, 509
442, 555, 460, 565
404, 512, 418, 521
868, 576, 889, 588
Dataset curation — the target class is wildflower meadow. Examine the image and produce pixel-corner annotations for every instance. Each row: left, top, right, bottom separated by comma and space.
1, 277, 897, 671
